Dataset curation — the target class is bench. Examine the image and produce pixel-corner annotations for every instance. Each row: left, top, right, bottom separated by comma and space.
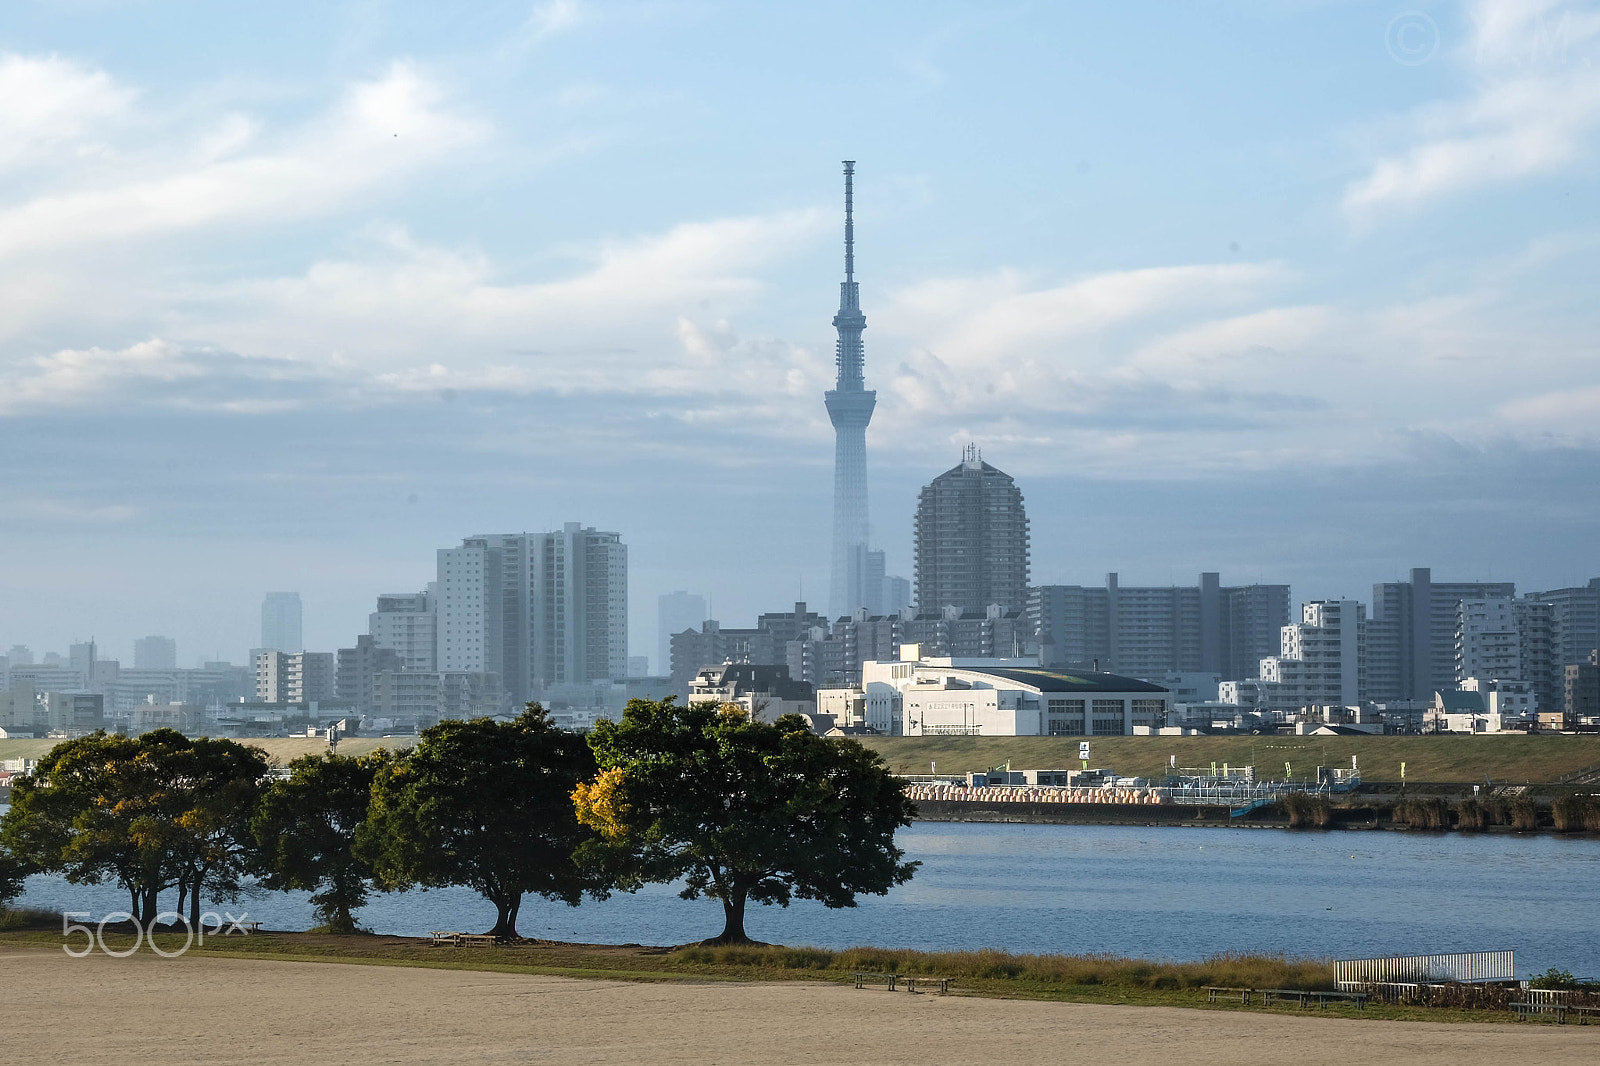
853, 972, 898, 991
1205, 986, 1254, 1005
905, 975, 954, 995
1514, 1002, 1566, 1023
219, 920, 261, 936
1261, 989, 1367, 1010
428, 931, 461, 946
1513, 1002, 1600, 1024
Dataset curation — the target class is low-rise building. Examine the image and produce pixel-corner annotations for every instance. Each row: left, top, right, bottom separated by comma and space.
686, 663, 815, 724
860, 645, 1169, 737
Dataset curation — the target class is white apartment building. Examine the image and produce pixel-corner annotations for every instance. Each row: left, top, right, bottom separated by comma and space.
1455, 598, 1520, 682
436, 524, 628, 705
858, 645, 1169, 736
1258, 600, 1364, 712
370, 589, 437, 672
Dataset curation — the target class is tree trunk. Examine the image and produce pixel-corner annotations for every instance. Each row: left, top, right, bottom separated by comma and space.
489, 891, 522, 940
140, 886, 159, 927
705, 889, 753, 945
189, 878, 204, 932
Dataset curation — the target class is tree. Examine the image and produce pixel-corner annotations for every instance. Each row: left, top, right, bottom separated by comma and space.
252, 751, 387, 933
0, 844, 28, 909
0, 730, 266, 926
575, 698, 918, 945
159, 735, 270, 930
357, 706, 597, 939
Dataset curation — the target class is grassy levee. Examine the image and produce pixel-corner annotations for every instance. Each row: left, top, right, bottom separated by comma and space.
7, 734, 1600, 783
0, 736, 404, 766
859, 734, 1600, 785
0, 924, 1529, 1022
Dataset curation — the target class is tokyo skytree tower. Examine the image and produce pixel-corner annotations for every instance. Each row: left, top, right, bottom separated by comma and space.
825, 160, 876, 618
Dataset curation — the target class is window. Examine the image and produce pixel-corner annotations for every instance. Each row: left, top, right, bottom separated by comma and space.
1091, 699, 1123, 715
1091, 718, 1122, 736
1047, 717, 1084, 736
1048, 698, 1085, 714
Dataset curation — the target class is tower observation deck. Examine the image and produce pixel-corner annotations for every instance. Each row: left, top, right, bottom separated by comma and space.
826, 160, 876, 618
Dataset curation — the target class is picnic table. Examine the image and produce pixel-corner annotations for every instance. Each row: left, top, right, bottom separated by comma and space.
1205, 986, 1254, 1005
852, 972, 898, 991
428, 931, 506, 947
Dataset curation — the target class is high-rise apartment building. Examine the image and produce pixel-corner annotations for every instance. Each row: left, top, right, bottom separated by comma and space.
261, 592, 303, 653
1258, 600, 1365, 712
1512, 599, 1558, 711
657, 591, 707, 679
1525, 579, 1600, 669
914, 448, 1029, 614
369, 589, 437, 673
436, 524, 628, 704
133, 636, 177, 670
1455, 598, 1520, 681
336, 635, 402, 715
1367, 568, 1515, 701
1028, 573, 1290, 682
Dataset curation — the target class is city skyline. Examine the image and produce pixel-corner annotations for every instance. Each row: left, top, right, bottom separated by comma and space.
2, 2, 1599, 660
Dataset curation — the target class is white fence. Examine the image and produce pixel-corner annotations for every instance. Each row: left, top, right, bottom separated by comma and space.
1334, 950, 1515, 988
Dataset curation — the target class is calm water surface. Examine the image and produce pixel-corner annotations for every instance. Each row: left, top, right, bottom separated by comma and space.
13, 822, 1599, 975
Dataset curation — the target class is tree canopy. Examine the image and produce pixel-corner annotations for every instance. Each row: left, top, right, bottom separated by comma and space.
357, 706, 597, 939
575, 698, 918, 944
252, 751, 388, 934
0, 730, 267, 926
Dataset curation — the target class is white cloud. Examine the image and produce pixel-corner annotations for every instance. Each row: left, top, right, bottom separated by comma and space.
0, 61, 486, 262
1344, 0, 1600, 217
0, 53, 134, 172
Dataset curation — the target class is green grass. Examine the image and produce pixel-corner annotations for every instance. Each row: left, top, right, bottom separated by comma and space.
860, 734, 1600, 785
0, 927, 1536, 1023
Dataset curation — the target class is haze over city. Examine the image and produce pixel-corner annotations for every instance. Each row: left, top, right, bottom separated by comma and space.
3, 0, 1598, 665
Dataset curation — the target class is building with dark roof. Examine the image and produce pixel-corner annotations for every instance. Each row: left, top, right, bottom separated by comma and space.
914, 447, 1029, 614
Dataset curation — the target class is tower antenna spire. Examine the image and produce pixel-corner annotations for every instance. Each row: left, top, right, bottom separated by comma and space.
843, 160, 855, 283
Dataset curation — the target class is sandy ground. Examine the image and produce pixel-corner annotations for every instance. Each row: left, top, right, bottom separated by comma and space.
4, 949, 1595, 1065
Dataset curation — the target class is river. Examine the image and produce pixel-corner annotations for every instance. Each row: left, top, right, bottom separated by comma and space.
10, 822, 1600, 976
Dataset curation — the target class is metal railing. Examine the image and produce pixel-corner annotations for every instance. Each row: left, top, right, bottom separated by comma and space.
1334, 950, 1515, 988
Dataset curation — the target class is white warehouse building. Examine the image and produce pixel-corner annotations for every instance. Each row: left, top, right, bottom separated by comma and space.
851, 645, 1170, 736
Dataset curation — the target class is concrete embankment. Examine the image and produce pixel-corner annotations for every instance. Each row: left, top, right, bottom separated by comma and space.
910, 798, 1285, 827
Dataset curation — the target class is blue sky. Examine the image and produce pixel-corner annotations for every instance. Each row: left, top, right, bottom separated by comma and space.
2, 0, 1598, 667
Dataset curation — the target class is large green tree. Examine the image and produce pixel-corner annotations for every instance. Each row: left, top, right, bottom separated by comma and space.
357, 706, 597, 939
0, 731, 267, 926
252, 751, 387, 933
575, 698, 918, 945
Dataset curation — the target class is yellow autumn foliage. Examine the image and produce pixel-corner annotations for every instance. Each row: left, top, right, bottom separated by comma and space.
572, 767, 631, 841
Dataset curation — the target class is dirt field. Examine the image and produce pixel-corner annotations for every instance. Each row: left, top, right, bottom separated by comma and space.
3, 949, 1594, 1065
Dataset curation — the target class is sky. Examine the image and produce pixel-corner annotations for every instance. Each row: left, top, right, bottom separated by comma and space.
2, 0, 1598, 668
